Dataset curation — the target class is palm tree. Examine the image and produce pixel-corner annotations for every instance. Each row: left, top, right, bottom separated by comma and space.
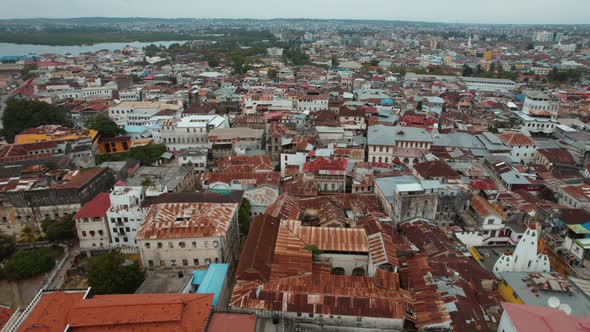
19, 226, 37, 245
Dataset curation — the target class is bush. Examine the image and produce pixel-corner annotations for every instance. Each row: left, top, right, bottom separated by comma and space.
2, 248, 55, 280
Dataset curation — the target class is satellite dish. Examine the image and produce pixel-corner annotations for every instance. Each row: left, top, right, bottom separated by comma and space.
547, 297, 560, 308
559, 303, 572, 315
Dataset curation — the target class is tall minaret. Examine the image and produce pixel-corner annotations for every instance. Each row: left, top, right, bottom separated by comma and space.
468, 34, 472, 48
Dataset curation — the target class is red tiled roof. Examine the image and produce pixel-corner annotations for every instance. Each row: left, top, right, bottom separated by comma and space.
413, 160, 459, 179
496, 132, 535, 147
16, 291, 213, 332
218, 155, 273, 173
303, 157, 347, 174
74, 192, 111, 219
207, 313, 257, 332
537, 148, 576, 164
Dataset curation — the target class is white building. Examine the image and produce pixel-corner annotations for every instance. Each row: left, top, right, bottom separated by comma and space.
153, 115, 228, 151
243, 186, 280, 216
516, 91, 559, 135
492, 225, 550, 278
295, 94, 329, 112
280, 152, 308, 177
496, 132, 537, 164
74, 193, 111, 252
462, 77, 516, 92
56, 86, 114, 100
106, 186, 146, 248
367, 125, 433, 167
109, 101, 182, 127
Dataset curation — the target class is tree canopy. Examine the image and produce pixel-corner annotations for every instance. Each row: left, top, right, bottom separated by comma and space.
128, 144, 167, 166
0, 232, 15, 262
42, 215, 76, 243
1, 99, 71, 143
86, 250, 145, 294
2, 248, 55, 280
86, 115, 125, 138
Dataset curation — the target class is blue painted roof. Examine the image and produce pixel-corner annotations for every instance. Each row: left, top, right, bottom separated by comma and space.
124, 125, 148, 133
192, 270, 207, 285
196, 263, 229, 306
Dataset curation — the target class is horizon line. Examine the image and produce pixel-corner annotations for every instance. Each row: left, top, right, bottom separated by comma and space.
0, 16, 589, 26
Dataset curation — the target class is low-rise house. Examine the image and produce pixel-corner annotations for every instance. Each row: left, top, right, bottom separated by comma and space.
556, 185, 590, 210
74, 192, 111, 252
535, 148, 577, 172
137, 201, 240, 269
154, 114, 228, 151
0, 167, 114, 236
303, 157, 347, 193
207, 127, 264, 160
368, 125, 433, 167
374, 175, 440, 224
496, 132, 537, 164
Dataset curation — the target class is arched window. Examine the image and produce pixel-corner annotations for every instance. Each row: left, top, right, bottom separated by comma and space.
331, 267, 345, 275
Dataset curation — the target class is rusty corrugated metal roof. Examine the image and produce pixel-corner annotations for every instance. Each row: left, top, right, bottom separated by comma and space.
136, 202, 238, 240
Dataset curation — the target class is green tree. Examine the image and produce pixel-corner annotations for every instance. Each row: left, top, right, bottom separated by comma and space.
19, 226, 38, 245
331, 56, 339, 68
86, 250, 144, 294
239, 198, 251, 236
303, 244, 322, 258
42, 215, 76, 243
21, 63, 38, 80
267, 68, 278, 79
86, 115, 125, 138
128, 144, 167, 166
0, 232, 15, 261
416, 101, 423, 111
1, 99, 71, 143
2, 248, 55, 280
143, 44, 160, 57
462, 64, 474, 77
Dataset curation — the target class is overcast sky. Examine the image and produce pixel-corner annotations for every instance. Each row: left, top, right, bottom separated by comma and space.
2, 0, 589, 24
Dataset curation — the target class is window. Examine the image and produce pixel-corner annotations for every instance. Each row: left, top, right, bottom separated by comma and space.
214, 257, 219, 263
168, 242, 174, 248
179, 242, 185, 248
98, 230, 104, 236
157, 242, 163, 248
145, 243, 151, 249
148, 260, 154, 267
182, 259, 188, 266
171, 259, 177, 266
194, 258, 199, 265
82, 231, 87, 237
192, 241, 197, 248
